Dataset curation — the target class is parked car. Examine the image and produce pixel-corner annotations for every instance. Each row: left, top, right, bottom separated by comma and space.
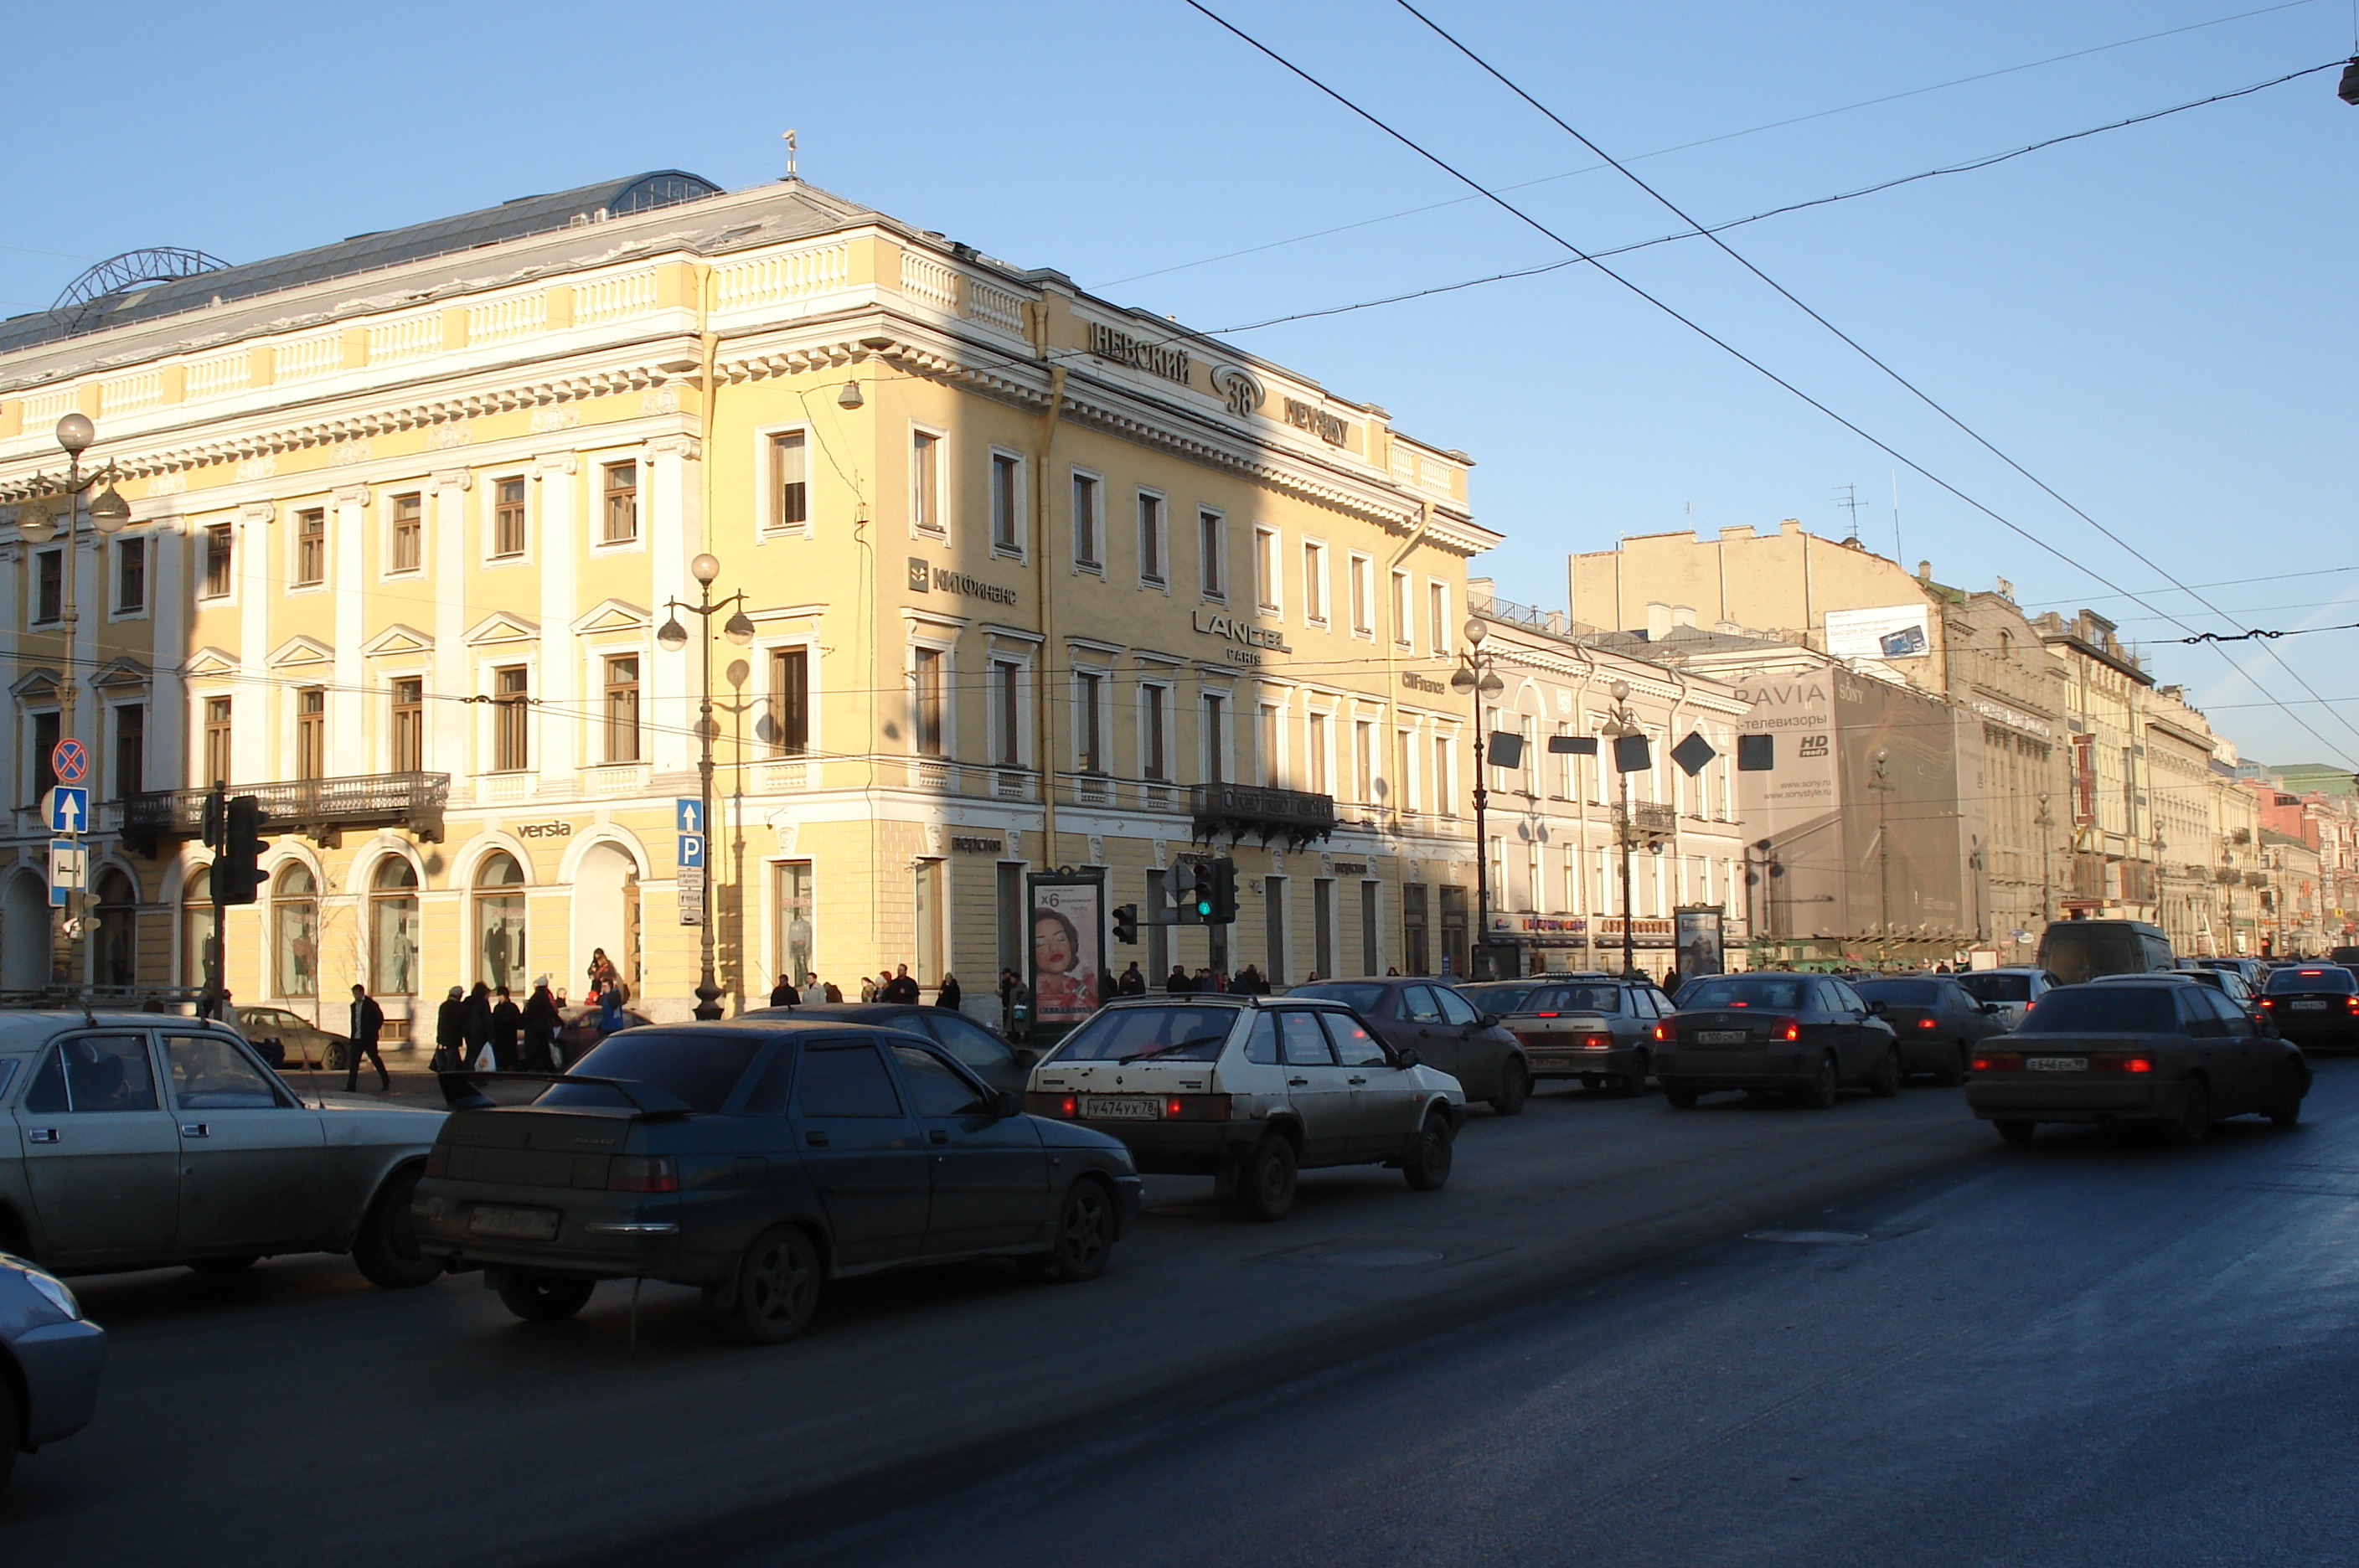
415, 1019, 1141, 1342
1287, 977, 1530, 1113
2141, 965, 2264, 1022
2188, 957, 2269, 989
2255, 964, 2359, 1048
1852, 976, 2009, 1085
1965, 979, 2308, 1144
1026, 996, 1465, 1221
2331, 946, 2359, 970
1457, 973, 1673, 1095
1652, 972, 1902, 1109
1952, 967, 2062, 1032
230, 1005, 348, 1071
1, 1014, 444, 1286
0, 1251, 103, 1504
2036, 918, 2174, 987
742, 1002, 1037, 1093
555, 1004, 651, 1066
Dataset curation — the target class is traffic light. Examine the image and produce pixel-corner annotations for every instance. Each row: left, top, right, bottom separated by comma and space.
1209, 858, 1239, 926
1186, 862, 1216, 924
216, 795, 271, 905
1112, 904, 1139, 944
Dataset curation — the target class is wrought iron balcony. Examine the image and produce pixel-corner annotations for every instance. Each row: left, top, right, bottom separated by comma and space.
1190, 782, 1336, 849
125, 771, 450, 850
1613, 800, 1679, 839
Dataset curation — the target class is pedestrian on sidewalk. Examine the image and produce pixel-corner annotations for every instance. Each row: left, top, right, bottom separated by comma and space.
596, 982, 627, 1036
522, 977, 561, 1071
770, 972, 801, 1007
885, 964, 921, 1004
344, 983, 390, 1091
463, 983, 494, 1070
1118, 962, 1145, 996
586, 947, 617, 998
820, 976, 844, 1003
935, 973, 962, 1010
491, 986, 522, 1069
1166, 965, 1192, 993
431, 985, 466, 1072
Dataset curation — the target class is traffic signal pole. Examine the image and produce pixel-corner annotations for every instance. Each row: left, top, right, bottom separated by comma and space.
201, 783, 226, 1021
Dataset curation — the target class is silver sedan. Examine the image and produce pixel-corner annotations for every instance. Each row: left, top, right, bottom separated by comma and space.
0, 1251, 102, 1504
0, 1014, 446, 1287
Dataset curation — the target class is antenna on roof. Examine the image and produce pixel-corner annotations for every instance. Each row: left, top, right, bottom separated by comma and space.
1834, 482, 1866, 543
782, 128, 798, 181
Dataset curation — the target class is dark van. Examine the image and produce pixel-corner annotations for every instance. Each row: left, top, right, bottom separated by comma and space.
2036, 919, 2174, 987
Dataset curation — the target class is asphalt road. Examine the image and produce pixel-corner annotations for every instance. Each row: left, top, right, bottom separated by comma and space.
14, 1064, 2349, 1566
785, 1062, 2359, 1568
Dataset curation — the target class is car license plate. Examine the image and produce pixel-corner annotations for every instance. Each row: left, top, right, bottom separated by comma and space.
2293, 1000, 2329, 1012
2026, 1057, 2086, 1072
468, 1204, 560, 1240
1081, 1096, 1159, 1120
1696, 1029, 1749, 1044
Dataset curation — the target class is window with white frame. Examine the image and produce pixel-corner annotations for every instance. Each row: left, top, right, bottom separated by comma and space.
389, 492, 423, 572
295, 508, 328, 585
769, 431, 809, 533
491, 666, 529, 771
1348, 553, 1373, 637
1136, 492, 1165, 585
32, 549, 63, 624
989, 451, 1022, 554
1435, 733, 1456, 815
1201, 691, 1227, 783
1197, 510, 1224, 599
115, 537, 146, 615
1302, 541, 1328, 624
1355, 720, 1376, 803
911, 430, 943, 538
1306, 711, 1329, 795
1076, 670, 1107, 773
1257, 703, 1282, 787
1255, 526, 1281, 612
913, 647, 947, 757
1391, 569, 1411, 646
601, 462, 638, 545
991, 658, 1023, 767
1428, 580, 1451, 653
1140, 682, 1169, 781
490, 479, 525, 560
1397, 727, 1417, 812
767, 647, 808, 756
1071, 471, 1102, 569
602, 656, 641, 763
203, 526, 234, 599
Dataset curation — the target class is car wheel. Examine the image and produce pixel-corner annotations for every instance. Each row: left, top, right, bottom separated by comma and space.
324, 1041, 351, 1072
499, 1272, 596, 1323
1402, 1112, 1454, 1191
188, 1254, 261, 1274
1994, 1118, 2037, 1146
1236, 1134, 1298, 1222
1489, 1057, 1531, 1117
2175, 1078, 2212, 1145
1934, 1045, 1969, 1088
1665, 1086, 1699, 1109
1799, 1052, 1840, 1110
1037, 1179, 1115, 1282
1870, 1050, 1900, 1099
1623, 1049, 1652, 1096
352, 1166, 444, 1289
725, 1226, 823, 1344
2269, 1062, 2306, 1127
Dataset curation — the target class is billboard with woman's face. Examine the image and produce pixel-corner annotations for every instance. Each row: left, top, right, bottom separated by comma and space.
1030, 877, 1102, 1025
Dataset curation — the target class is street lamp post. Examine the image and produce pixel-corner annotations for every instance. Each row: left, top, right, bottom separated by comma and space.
1448, 618, 1505, 980
1601, 680, 1645, 981
1869, 749, 1894, 968
658, 553, 756, 1019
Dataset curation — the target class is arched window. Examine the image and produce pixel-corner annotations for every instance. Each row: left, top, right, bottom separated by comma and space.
371, 859, 420, 996
95, 868, 137, 990
181, 866, 212, 989
475, 852, 527, 993
274, 863, 318, 998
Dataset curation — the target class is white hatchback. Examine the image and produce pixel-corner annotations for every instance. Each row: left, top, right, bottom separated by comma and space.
1025, 996, 1466, 1221
1952, 967, 2062, 1031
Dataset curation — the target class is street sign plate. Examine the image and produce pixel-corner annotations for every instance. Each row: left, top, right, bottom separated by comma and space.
49, 839, 85, 907
50, 738, 87, 785
677, 832, 705, 869
677, 864, 706, 894
44, 786, 89, 835
675, 798, 704, 833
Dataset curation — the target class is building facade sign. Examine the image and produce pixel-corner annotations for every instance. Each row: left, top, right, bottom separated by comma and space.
1283, 397, 1350, 446
950, 835, 1004, 854
1089, 322, 1190, 384
1192, 608, 1290, 666
908, 558, 1019, 605
516, 822, 574, 839
1401, 671, 1446, 694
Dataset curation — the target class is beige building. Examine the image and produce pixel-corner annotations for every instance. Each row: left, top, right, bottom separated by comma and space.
0, 171, 1494, 1035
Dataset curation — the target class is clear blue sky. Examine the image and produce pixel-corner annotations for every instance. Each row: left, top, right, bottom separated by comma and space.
6, 1, 2352, 764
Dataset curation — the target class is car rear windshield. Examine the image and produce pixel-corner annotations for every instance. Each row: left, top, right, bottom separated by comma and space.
1050, 1005, 1240, 1062
1677, 977, 1807, 1010
1856, 980, 1940, 1005
1954, 972, 2031, 1003
1461, 983, 1541, 1013
537, 1032, 765, 1113
1551, 985, 1624, 1014
1287, 982, 1390, 1012
2266, 966, 2356, 994
2038, 926, 2151, 986
2018, 988, 2179, 1034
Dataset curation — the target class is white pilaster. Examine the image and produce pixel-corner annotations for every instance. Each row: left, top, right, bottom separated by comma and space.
430, 471, 472, 783
150, 522, 184, 790
645, 436, 698, 775
234, 501, 274, 785
534, 454, 579, 785
330, 485, 369, 776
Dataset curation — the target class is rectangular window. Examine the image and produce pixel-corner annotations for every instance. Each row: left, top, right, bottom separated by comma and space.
491, 477, 525, 559
1355, 720, 1376, 803
603, 657, 641, 764
1391, 570, 1411, 645
1430, 580, 1450, 653
391, 678, 423, 773
1198, 510, 1224, 598
990, 451, 1021, 552
1077, 673, 1104, 773
769, 647, 808, 757
992, 659, 1021, 766
913, 647, 946, 757
111, 703, 146, 801
1349, 554, 1373, 636
1072, 472, 1101, 567
1256, 527, 1281, 611
493, 666, 529, 771
779, 860, 816, 986
772, 431, 809, 531
390, 493, 422, 572
295, 687, 326, 781
31, 711, 59, 802
1142, 684, 1168, 781
1436, 735, 1455, 816
33, 549, 62, 624
1398, 728, 1417, 811
1137, 493, 1164, 584
203, 698, 232, 787
1307, 713, 1329, 795
116, 538, 147, 614
204, 525, 234, 598
1303, 542, 1327, 623
1203, 693, 1226, 784
296, 508, 327, 585
1258, 704, 1281, 787
911, 431, 942, 536
601, 462, 638, 544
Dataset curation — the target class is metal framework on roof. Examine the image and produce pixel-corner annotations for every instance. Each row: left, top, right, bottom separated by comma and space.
52, 248, 230, 314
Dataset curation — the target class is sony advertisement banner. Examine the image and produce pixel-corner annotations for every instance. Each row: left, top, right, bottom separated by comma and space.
1734, 671, 1844, 940
1825, 604, 1932, 662
1834, 672, 1968, 944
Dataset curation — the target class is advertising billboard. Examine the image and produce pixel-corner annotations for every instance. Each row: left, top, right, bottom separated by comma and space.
1029, 874, 1103, 1027
1825, 604, 1932, 662
1835, 672, 1966, 942
1733, 670, 1845, 940
1675, 908, 1726, 979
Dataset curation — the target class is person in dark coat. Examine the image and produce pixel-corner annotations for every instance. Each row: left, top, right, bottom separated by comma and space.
522, 977, 562, 1071
770, 973, 801, 1007
1165, 965, 1193, 994
822, 978, 844, 1003
884, 964, 921, 1004
1118, 962, 1146, 996
344, 983, 390, 1091
433, 985, 467, 1071
462, 982, 494, 1068
935, 974, 962, 1010
490, 987, 523, 1069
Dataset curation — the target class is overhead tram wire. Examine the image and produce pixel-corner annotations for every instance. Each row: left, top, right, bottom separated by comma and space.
1386, 0, 2359, 761
1174, 1, 2357, 770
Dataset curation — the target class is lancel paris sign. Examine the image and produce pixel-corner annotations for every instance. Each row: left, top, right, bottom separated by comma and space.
1193, 609, 1290, 667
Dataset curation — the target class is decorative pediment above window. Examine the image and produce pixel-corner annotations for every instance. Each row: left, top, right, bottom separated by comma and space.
571, 598, 651, 637
183, 647, 240, 680
92, 658, 152, 694
360, 623, 434, 658
267, 635, 334, 669
10, 667, 62, 704
465, 611, 540, 647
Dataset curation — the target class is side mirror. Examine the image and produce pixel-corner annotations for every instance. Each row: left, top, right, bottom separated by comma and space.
1867, 999, 1889, 1017
1478, 1013, 1501, 1030
1392, 1045, 1421, 1069
993, 1089, 1023, 1119
1982, 1003, 2001, 1015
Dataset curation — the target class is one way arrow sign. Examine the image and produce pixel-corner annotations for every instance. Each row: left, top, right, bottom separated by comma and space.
44, 786, 89, 835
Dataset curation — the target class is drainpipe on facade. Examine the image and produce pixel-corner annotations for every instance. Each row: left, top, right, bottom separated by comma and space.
1382, 498, 1434, 849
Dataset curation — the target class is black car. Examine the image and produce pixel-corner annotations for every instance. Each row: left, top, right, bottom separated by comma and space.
743, 1002, 1036, 1093
1457, 973, 1674, 1095
1652, 972, 1902, 1109
411, 1019, 1142, 1344
1966, 980, 2309, 1143
1851, 976, 2008, 1085
2256, 964, 2359, 1048
1287, 977, 1531, 1113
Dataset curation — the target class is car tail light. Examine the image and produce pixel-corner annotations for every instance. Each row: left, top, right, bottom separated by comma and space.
1160, 1094, 1232, 1122
2346, 997, 2359, 1014
424, 1143, 449, 1179
2085, 1055, 2154, 1075
2300, 969, 2325, 976
1917, 1017, 1938, 1029
1025, 1092, 1077, 1118
1581, 1032, 1614, 1050
2259, 998, 2276, 1008
1532, 1011, 1560, 1019
607, 1156, 679, 1194
1777, 1017, 1801, 1042
1973, 1051, 2023, 1072
1652, 1022, 1670, 1042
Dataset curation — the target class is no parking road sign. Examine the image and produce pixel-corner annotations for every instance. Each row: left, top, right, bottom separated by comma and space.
50, 737, 87, 786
